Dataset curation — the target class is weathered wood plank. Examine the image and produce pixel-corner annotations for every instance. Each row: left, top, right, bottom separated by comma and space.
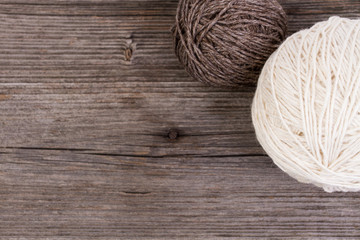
0, 0, 360, 239
1, 149, 360, 239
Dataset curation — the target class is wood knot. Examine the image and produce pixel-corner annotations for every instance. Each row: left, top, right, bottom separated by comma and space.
167, 129, 179, 140
124, 47, 133, 61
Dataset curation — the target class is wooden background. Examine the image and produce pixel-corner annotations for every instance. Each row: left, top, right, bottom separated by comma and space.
0, 0, 360, 239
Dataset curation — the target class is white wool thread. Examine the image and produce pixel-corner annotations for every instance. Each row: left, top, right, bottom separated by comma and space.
252, 17, 360, 192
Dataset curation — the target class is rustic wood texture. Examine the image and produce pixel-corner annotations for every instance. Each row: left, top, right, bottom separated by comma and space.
1, 0, 360, 239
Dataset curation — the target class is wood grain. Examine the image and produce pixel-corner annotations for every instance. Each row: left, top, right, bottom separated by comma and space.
0, 0, 360, 239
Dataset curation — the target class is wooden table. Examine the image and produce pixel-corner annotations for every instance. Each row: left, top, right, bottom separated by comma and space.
1, 0, 360, 239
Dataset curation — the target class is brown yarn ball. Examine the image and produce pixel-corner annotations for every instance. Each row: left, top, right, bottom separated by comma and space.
172, 0, 287, 88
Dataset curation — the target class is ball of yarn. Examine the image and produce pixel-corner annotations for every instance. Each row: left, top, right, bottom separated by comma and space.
172, 0, 287, 88
252, 17, 360, 192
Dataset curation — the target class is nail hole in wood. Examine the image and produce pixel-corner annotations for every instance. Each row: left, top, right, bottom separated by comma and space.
125, 47, 133, 61
167, 129, 179, 140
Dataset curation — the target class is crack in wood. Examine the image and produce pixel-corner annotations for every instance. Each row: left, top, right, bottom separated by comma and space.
122, 191, 151, 195
0, 147, 266, 158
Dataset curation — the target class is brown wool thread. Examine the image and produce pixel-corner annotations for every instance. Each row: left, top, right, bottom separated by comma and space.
172, 0, 287, 88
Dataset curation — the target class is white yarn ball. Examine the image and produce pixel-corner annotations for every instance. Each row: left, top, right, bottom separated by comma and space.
252, 17, 360, 192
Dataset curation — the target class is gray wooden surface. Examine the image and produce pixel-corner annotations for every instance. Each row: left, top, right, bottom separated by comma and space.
1, 0, 360, 239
